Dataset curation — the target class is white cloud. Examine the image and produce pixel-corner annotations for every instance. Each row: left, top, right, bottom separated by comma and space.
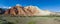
0, 4, 11, 9
1, 6, 11, 9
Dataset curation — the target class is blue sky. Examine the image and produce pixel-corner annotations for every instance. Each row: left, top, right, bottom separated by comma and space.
0, 0, 60, 12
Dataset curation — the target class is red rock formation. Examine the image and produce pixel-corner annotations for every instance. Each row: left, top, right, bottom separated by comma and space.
24, 6, 41, 16
4, 10, 10, 15
4, 5, 51, 16
4, 5, 27, 16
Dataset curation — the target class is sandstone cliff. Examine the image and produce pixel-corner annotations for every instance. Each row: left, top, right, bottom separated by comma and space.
4, 5, 51, 16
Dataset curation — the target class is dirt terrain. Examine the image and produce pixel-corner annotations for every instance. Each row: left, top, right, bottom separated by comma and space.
0, 15, 60, 24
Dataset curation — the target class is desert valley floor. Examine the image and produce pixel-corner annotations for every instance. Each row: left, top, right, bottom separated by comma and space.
0, 15, 60, 24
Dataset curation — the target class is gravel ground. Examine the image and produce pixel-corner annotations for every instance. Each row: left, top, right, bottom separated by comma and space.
0, 16, 60, 24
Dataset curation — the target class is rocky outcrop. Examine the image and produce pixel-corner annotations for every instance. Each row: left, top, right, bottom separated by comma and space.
4, 5, 27, 16
24, 6, 51, 16
4, 5, 51, 16
24, 6, 42, 16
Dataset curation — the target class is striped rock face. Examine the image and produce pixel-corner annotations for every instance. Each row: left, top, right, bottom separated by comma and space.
24, 6, 51, 16
4, 5, 51, 16
4, 6, 26, 16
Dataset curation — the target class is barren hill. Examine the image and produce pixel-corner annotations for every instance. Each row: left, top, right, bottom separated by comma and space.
4, 4, 51, 16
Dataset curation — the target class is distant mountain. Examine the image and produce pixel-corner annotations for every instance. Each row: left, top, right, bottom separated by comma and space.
4, 4, 51, 16
0, 8, 5, 14
50, 12, 60, 16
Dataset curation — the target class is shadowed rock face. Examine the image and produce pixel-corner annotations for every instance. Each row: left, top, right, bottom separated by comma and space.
4, 6, 28, 16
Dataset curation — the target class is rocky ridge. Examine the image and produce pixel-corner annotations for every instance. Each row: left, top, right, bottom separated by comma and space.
4, 4, 51, 16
